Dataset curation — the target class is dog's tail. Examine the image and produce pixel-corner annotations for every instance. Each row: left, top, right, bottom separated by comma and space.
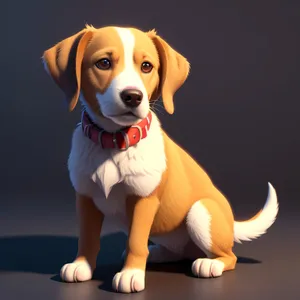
233, 182, 279, 244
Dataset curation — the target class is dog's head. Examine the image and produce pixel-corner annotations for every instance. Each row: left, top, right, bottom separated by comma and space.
43, 25, 190, 129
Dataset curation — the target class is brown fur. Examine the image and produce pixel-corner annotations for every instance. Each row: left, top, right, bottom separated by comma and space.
75, 193, 104, 270
43, 29, 93, 111
43, 26, 190, 116
148, 30, 190, 113
43, 25, 257, 290
122, 131, 237, 272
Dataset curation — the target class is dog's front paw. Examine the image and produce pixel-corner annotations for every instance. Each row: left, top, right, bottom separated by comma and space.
60, 260, 93, 283
191, 258, 224, 278
112, 269, 145, 293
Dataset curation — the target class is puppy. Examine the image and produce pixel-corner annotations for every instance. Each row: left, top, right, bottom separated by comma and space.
43, 25, 279, 293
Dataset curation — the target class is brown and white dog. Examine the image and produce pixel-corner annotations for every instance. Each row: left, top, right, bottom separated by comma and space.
42, 25, 279, 293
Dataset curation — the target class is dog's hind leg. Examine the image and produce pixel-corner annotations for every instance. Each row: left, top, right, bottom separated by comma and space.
186, 198, 237, 278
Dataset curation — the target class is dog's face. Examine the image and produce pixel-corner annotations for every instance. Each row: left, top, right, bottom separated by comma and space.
80, 27, 160, 127
43, 25, 190, 129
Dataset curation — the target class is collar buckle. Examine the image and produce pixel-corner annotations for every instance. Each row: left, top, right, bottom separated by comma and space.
131, 125, 142, 143
119, 131, 130, 150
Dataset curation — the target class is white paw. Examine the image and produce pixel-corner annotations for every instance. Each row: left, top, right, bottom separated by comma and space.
112, 269, 145, 293
191, 258, 224, 278
60, 261, 93, 283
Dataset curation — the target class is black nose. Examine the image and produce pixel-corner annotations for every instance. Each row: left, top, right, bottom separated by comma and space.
120, 88, 143, 108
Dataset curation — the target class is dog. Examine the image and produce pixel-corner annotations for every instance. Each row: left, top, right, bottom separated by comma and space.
42, 25, 279, 293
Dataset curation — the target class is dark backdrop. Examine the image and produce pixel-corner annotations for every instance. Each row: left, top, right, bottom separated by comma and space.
1, 1, 299, 217
1, 1, 300, 299
0, 0, 300, 218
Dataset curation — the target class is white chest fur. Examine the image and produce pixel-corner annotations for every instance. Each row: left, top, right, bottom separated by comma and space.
68, 114, 166, 217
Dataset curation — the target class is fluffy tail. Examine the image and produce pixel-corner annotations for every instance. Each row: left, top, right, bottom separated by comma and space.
234, 182, 279, 244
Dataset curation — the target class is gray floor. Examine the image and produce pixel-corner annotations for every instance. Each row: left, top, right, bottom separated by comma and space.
0, 193, 299, 300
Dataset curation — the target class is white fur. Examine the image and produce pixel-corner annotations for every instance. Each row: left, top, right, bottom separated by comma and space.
68, 113, 166, 229
234, 182, 279, 243
147, 183, 279, 261
112, 268, 145, 293
79, 92, 123, 133
68, 25, 166, 226
65, 25, 279, 287
191, 258, 224, 278
60, 261, 92, 282
186, 201, 213, 257
95, 27, 150, 127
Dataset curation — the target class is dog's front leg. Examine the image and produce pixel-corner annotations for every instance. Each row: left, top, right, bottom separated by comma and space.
60, 193, 104, 282
112, 194, 160, 293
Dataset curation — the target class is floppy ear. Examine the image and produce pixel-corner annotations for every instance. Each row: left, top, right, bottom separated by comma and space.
42, 29, 94, 111
148, 30, 190, 114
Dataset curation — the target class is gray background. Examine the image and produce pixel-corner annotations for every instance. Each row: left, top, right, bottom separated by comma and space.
0, 1, 299, 299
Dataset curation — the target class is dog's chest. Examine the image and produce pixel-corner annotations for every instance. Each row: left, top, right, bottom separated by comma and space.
68, 118, 166, 216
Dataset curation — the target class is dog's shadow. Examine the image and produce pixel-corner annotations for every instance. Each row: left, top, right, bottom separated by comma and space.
0, 234, 261, 292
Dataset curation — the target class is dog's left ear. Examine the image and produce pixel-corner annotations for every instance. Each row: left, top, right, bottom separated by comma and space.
147, 30, 190, 114
42, 29, 94, 111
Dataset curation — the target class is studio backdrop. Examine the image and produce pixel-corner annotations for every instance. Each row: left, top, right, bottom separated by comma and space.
0, 1, 299, 218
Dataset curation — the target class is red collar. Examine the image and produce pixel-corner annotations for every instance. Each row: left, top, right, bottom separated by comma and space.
81, 111, 152, 150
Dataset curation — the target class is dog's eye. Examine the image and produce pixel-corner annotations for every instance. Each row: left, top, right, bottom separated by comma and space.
95, 58, 112, 70
141, 61, 153, 73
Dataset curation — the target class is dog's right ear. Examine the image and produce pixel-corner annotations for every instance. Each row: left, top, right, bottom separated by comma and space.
42, 29, 94, 111
147, 30, 190, 115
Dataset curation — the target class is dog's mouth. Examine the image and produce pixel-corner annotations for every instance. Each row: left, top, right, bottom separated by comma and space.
108, 111, 138, 118
119, 112, 136, 117
106, 111, 143, 127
